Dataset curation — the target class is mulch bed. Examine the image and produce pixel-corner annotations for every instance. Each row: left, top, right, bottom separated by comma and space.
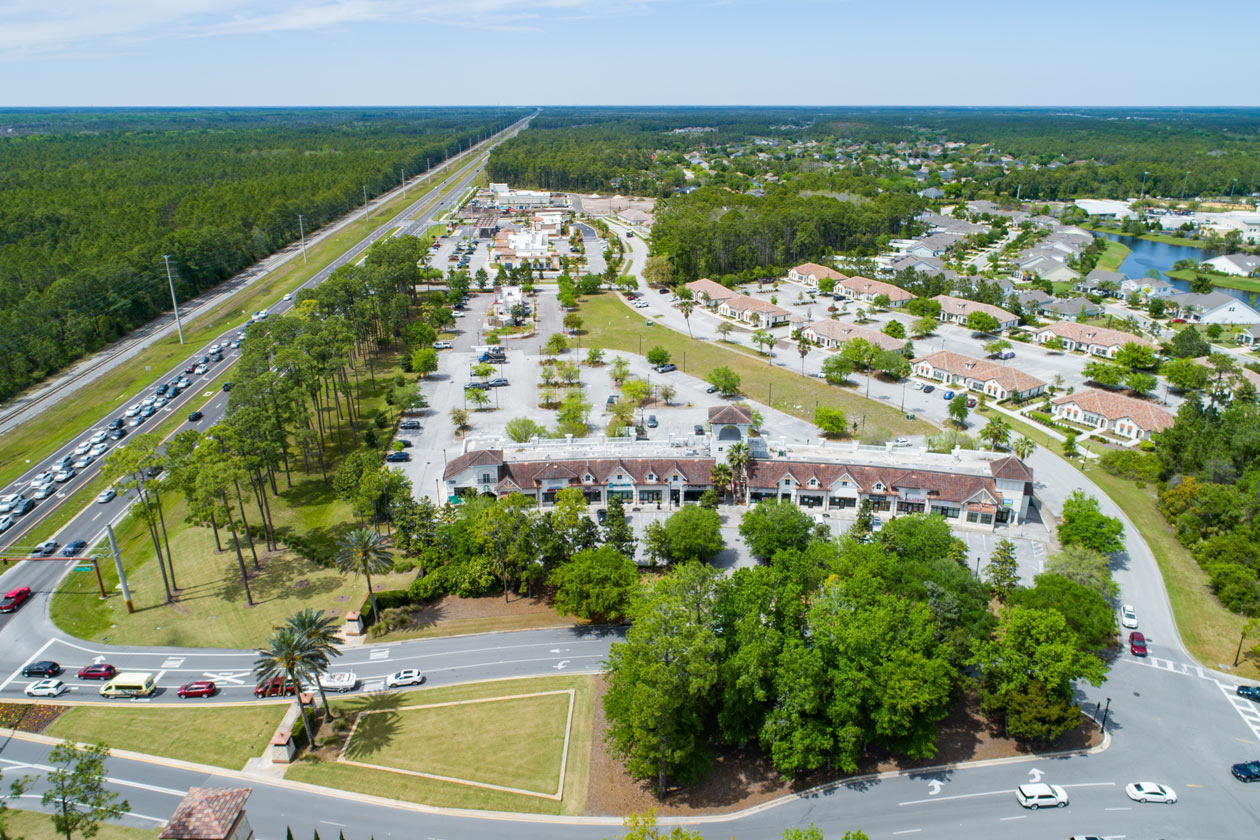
0, 702, 66, 734
582, 677, 1103, 816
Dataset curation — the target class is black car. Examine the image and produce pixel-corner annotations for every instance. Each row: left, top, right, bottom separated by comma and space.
108, 427, 128, 441
398, 419, 421, 430
188, 410, 204, 422
62, 540, 87, 557
1233, 760, 1260, 783
211, 352, 223, 362
12, 498, 34, 515
657, 287, 669, 294
32, 540, 59, 557
155, 384, 168, 397
222, 382, 233, 392
107, 417, 124, 431
395, 439, 413, 448
384, 452, 410, 463
606, 395, 618, 407
922, 384, 936, 394
1239, 685, 1260, 702
144, 465, 163, 479
596, 508, 607, 524
706, 385, 717, 394
655, 363, 677, 373
22, 661, 61, 678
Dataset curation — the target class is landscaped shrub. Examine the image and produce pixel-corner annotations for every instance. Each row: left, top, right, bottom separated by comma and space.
1099, 450, 1160, 483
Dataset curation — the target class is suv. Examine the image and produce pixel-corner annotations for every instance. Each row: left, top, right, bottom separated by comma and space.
22, 660, 61, 678
398, 419, 421, 430
1015, 783, 1069, 809
254, 676, 297, 698
655, 363, 677, 373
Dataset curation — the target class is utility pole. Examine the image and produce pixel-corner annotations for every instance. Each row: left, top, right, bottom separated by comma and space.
162, 255, 185, 344
1139, 170, 1149, 202
107, 523, 133, 613
1180, 171, 1190, 201
401, 167, 407, 197
297, 214, 308, 264
362, 185, 370, 224
1230, 178, 1239, 201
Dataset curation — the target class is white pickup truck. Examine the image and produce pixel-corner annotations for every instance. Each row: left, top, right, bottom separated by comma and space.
309, 672, 358, 693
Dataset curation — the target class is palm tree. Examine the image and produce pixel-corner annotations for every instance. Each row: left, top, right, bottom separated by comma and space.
792, 329, 812, 375
335, 527, 394, 623
678, 299, 696, 338
1012, 436, 1037, 461
726, 441, 751, 504
254, 626, 320, 744
709, 463, 733, 504
980, 417, 1011, 450
286, 608, 342, 719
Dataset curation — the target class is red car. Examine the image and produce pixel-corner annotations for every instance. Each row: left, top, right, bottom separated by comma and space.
178, 680, 217, 699
0, 586, 31, 613
76, 664, 117, 680
1129, 631, 1148, 657
254, 676, 297, 698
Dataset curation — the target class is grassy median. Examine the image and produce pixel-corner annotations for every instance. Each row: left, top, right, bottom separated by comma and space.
5, 809, 160, 839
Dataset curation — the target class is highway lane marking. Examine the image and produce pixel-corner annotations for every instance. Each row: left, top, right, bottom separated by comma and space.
899, 781, 1113, 808
1105, 807, 1131, 811
0, 637, 54, 692
7, 793, 169, 823
892, 830, 921, 835
0, 758, 186, 796
999, 815, 1026, 821
320, 820, 347, 827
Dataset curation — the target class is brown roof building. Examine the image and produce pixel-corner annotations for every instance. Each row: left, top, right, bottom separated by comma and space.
912, 350, 1047, 401
931, 295, 1018, 330
788, 263, 846, 286
803, 320, 907, 352
685, 278, 740, 305
1051, 388, 1175, 441
161, 788, 253, 840
836, 276, 916, 307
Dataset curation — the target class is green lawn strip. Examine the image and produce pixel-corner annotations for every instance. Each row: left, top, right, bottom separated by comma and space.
1081, 223, 1212, 249
45, 704, 285, 770
1096, 238, 1131, 272
579, 293, 929, 437
0, 151, 482, 490
287, 675, 594, 816
1164, 268, 1260, 294
4, 808, 160, 840
973, 406, 1258, 678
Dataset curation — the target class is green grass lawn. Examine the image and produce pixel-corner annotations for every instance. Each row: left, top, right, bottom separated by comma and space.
1164, 268, 1260, 295
287, 676, 594, 815
45, 704, 286, 770
0, 149, 483, 492
1096, 238, 1130, 272
1082, 223, 1212, 250
579, 293, 930, 438
5, 808, 161, 839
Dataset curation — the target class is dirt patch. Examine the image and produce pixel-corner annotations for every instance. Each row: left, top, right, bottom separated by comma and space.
582, 678, 1103, 817
373, 592, 566, 636
334, 595, 350, 603
293, 579, 310, 590
0, 702, 66, 734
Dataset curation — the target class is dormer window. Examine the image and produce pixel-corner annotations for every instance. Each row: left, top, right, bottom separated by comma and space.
808, 478, 818, 487
874, 482, 884, 491
646, 473, 656, 482
584, 474, 593, 483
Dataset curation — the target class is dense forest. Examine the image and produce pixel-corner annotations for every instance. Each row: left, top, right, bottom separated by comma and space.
651, 185, 922, 281
0, 107, 526, 403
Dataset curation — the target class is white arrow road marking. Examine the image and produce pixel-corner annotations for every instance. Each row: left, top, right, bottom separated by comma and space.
549, 648, 570, 654
1027, 767, 1044, 782
926, 780, 942, 795
553, 660, 570, 671
203, 671, 249, 685
93, 655, 106, 664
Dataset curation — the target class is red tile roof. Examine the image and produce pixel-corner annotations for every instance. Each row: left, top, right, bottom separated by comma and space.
804, 320, 906, 352
708, 404, 754, 425
1052, 387, 1175, 433
161, 788, 251, 840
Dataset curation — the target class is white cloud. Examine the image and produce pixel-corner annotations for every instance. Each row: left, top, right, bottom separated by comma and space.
0, 0, 666, 56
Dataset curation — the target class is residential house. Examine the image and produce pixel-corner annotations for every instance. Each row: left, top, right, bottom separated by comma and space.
1038, 296, 1103, 320
836, 276, 915, 308
1051, 388, 1175, 441
1028, 321, 1158, 358
1013, 290, 1054, 310
684, 278, 739, 307
718, 294, 792, 329
1154, 291, 1260, 324
1236, 324, 1260, 349
788, 262, 846, 287
802, 320, 907, 352
1081, 269, 1127, 296
1202, 253, 1260, 276
1041, 263, 1083, 284
931, 295, 1019, 331
911, 350, 1047, 401
1073, 199, 1136, 220
905, 232, 964, 259
617, 208, 653, 228
918, 187, 945, 199
444, 447, 1033, 527
887, 254, 945, 275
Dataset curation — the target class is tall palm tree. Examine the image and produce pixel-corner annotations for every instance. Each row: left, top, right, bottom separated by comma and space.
726, 441, 751, 504
792, 330, 812, 375
678, 299, 695, 338
1012, 436, 1037, 462
709, 463, 733, 504
253, 626, 319, 743
286, 609, 342, 719
335, 527, 394, 623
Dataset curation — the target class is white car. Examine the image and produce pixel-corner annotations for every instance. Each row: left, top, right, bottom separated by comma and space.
96, 488, 116, 504
0, 516, 13, 534
452, 311, 465, 318
73, 455, 94, 470
892, 437, 912, 447
195, 364, 208, 375
25, 679, 67, 698
73, 441, 92, 456
0, 494, 24, 513
29, 471, 53, 487
153, 397, 167, 409
1015, 783, 1068, 809
386, 669, 424, 688
89, 430, 108, 445
913, 381, 924, 390
209, 343, 221, 353
128, 415, 144, 428
1126, 782, 1176, 804
124, 404, 141, 418
433, 341, 453, 350
89, 443, 109, 458
33, 484, 56, 500
54, 469, 75, 483
1121, 605, 1138, 629
283, 293, 292, 301
141, 396, 155, 407
230, 339, 241, 349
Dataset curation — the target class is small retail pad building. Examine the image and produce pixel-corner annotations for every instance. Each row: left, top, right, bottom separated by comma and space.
443, 435, 1033, 529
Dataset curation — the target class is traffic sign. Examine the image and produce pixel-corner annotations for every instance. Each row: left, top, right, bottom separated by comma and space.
73, 565, 94, 572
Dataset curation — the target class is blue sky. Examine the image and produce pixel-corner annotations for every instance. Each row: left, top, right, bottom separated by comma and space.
1, 0, 1257, 106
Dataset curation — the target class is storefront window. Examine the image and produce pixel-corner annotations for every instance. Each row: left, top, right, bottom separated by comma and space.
639, 490, 662, 503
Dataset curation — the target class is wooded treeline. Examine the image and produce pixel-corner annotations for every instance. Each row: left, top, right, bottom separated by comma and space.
651, 186, 922, 281
0, 108, 524, 403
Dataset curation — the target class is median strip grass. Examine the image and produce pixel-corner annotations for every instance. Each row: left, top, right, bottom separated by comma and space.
579, 292, 930, 437
45, 704, 286, 770
4, 809, 159, 840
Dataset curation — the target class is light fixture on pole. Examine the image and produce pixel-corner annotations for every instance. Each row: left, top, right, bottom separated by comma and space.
162, 255, 185, 345
1139, 170, 1149, 201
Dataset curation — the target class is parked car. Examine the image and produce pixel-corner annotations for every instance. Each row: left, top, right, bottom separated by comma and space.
254, 676, 297, 698
0, 587, 32, 613
997, 350, 1016, 360
966, 397, 977, 408
22, 660, 61, 678
62, 541, 87, 557
655, 363, 677, 373
1232, 760, 1260, 783
433, 341, 453, 350
922, 384, 936, 394
178, 680, 218, 698
25, 679, 67, 698
1015, 783, 1069, 809
398, 419, 421, 430
647, 415, 658, 428
487, 378, 509, 388
943, 390, 955, 400
596, 508, 607, 524
694, 424, 705, 435
1129, 631, 1148, 656
705, 385, 717, 394
1238, 684, 1260, 702
385, 452, 410, 463
394, 439, 413, 448
464, 381, 488, 391
1121, 605, 1138, 629
77, 664, 118, 680
1125, 782, 1176, 804
892, 437, 911, 447
222, 382, 232, 392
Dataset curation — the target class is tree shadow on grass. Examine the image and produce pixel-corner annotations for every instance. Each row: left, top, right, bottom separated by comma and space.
215, 549, 344, 607
342, 691, 404, 761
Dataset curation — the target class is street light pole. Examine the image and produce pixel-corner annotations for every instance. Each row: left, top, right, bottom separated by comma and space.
363, 185, 370, 224
161, 255, 185, 345
1180, 171, 1190, 201
297, 214, 308, 264
1139, 170, 1149, 201
1099, 697, 1111, 731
